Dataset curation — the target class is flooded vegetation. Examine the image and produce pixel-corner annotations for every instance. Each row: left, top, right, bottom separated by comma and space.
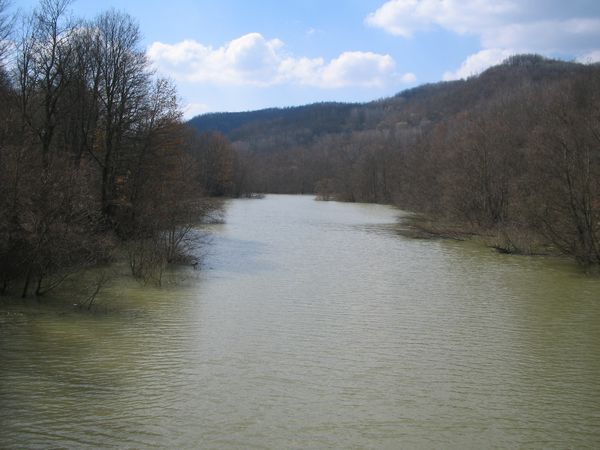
2, 196, 600, 448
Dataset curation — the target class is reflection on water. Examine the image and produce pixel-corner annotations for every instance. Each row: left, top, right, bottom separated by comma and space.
1, 195, 600, 448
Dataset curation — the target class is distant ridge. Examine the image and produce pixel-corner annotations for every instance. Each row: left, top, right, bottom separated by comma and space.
188, 54, 586, 143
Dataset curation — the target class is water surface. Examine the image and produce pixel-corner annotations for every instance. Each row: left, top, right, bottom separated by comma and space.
1, 195, 599, 448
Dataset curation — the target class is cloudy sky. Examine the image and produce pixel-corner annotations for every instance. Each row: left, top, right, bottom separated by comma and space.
13, 0, 600, 117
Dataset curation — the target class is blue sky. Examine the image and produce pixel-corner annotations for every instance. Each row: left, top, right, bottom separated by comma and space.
12, 0, 600, 117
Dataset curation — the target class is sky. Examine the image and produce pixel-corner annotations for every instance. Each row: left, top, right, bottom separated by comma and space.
11, 0, 600, 118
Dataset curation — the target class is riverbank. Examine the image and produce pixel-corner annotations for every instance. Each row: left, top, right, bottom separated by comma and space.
0, 259, 203, 314
320, 196, 568, 260
398, 212, 566, 259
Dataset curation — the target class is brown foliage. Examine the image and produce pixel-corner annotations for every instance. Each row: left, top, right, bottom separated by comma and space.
1, 1, 234, 296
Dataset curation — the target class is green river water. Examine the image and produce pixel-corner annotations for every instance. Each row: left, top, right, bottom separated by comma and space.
1, 195, 599, 448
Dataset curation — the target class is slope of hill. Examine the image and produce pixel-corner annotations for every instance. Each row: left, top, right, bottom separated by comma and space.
189, 102, 361, 144
189, 54, 584, 146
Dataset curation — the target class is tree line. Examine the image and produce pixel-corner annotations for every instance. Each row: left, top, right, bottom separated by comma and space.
396, 63, 600, 266
192, 55, 600, 268
0, 0, 236, 297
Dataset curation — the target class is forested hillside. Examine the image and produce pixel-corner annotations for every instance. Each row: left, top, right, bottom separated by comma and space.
190, 55, 600, 267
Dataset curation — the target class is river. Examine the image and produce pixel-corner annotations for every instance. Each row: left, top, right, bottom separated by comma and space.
1, 195, 599, 448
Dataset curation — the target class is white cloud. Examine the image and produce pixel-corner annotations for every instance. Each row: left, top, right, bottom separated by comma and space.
182, 102, 210, 119
400, 72, 417, 83
148, 33, 416, 89
321, 51, 396, 87
280, 52, 399, 88
278, 56, 324, 85
482, 18, 600, 53
366, 0, 600, 79
442, 49, 514, 80
577, 50, 600, 64
148, 33, 283, 86
365, 0, 517, 37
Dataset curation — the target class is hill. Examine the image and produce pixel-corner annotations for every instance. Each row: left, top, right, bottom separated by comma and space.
189, 54, 582, 150
188, 54, 600, 267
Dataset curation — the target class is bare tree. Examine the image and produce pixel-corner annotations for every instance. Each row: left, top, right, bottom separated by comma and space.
0, 0, 13, 65
16, 0, 75, 163
92, 10, 150, 217
531, 73, 600, 266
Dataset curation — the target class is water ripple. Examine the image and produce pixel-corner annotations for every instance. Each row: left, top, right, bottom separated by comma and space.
2, 195, 600, 448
